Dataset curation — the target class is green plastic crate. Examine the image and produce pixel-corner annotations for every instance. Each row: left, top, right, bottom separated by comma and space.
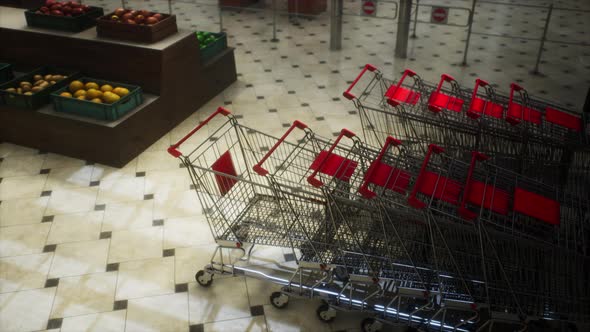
198, 32, 227, 63
51, 78, 143, 122
25, 6, 104, 32
0, 66, 81, 110
0, 63, 14, 84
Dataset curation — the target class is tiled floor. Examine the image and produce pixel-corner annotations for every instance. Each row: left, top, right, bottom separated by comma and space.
1, 0, 589, 331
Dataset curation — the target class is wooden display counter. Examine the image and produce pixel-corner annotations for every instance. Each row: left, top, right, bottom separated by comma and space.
0, 6, 237, 167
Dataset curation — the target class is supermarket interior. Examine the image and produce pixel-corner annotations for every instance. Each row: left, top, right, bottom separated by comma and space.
0, 0, 589, 331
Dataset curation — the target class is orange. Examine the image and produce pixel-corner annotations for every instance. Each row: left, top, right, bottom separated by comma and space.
85, 82, 99, 90
74, 90, 86, 98
77, 95, 86, 100
90, 98, 102, 103
112, 87, 129, 97
86, 89, 103, 100
68, 81, 83, 93
60, 92, 72, 98
100, 84, 113, 92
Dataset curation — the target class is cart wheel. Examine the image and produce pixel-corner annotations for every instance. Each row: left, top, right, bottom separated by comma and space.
361, 318, 383, 332
270, 291, 289, 309
195, 270, 213, 287
316, 303, 337, 323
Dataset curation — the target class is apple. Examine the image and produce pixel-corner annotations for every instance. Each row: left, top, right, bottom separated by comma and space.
139, 10, 150, 17
62, 5, 72, 14
35, 10, 42, 14
80, 4, 90, 12
71, 7, 83, 15
134, 14, 145, 23
128, 10, 137, 17
126, 19, 136, 24
40, 6, 49, 12
152, 13, 163, 20
45, 0, 56, 6
70, 1, 80, 8
50, 4, 62, 10
51, 10, 63, 16
146, 16, 158, 24
122, 13, 133, 20
114, 8, 125, 16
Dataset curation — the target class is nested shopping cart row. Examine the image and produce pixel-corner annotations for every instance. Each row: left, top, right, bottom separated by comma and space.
343, 64, 589, 190
168, 107, 589, 331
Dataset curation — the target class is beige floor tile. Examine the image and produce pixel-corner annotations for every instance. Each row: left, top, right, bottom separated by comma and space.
108, 227, 163, 263
91, 160, 137, 182
0, 287, 56, 332
42, 153, 86, 169
116, 257, 175, 300
50, 272, 117, 318
43, 166, 94, 190
174, 245, 217, 284
45, 187, 99, 216
102, 200, 154, 232
46, 211, 103, 245
0, 142, 38, 158
0, 253, 53, 293
163, 215, 214, 249
264, 299, 330, 332
188, 277, 250, 325
48, 239, 109, 278
153, 189, 203, 220
0, 174, 48, 200
144, 168, 191, 194
0, 223, 51, 257
245, 278, 282, 307
0, 154, 46, 178
0, 196, 49, 227
137, 150, 180, 172
60, 310, 126, 332
96, 177, 145, 205
246, 245, 287, 267
126, 293, 189, 332
204, 316, 267, 332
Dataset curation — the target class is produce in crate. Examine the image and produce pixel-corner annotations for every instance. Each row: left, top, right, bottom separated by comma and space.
4, 74, 67, 95
196, 31, 219, 49
64, 80, 129, 104
109, 8, 163, 25
36, 1, 92, 17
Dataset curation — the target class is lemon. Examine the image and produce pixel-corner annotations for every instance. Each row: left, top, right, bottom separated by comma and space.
112, 87, 129, 97
60, 92, 72, 98
68, 81, 83, 93
77, 95, 86, 100
100, 84, 113, 92
74, 90, 86, 98
86, 89, 103, 100
85, 82, 99, 90
91, 98, 102, 103
102, 91, 121, 104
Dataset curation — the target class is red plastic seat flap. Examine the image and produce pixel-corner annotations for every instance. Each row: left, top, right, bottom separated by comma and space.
310, 150, 358, 182
364, 161, 411, 194
513, 188, 560, 225
468, 98, 504, 120
211, 150, 239, 197
429, 91, 464, 113
385, 85, 421, 105
466, 181, 510, 215
507, 103, 542, 125
545, 107, 582, 132
416, 171, 463, 205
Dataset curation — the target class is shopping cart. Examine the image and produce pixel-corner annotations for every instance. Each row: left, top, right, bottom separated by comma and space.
343, 64, 590, 190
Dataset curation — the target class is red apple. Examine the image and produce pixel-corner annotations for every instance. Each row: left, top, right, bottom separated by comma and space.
139, 10, 150, 17
70, 1, 80, 8
128, 10, 137, 17
146, 16, 158, 24
122, 13, 133, 20
71, 7, 83, 15
114, 8, 125, 16
40, 6, 49, 12
62, 5, 71, 13
152, 13, 163, 20
50, 4, 61, 10
51, 10, 63, 16
80, 4, 90, 12
45, 0, 56, 6
134, 14, 145, 23
126, 19, 136, 24
65, 13, 71, 16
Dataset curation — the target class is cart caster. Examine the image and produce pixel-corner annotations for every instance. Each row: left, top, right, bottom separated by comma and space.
270, 291, 289, 309
361, 318, 383, 332
195, 270, 213, 287
316, 303, 337, 323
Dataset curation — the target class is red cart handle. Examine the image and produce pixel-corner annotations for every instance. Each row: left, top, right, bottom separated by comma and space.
307, 128, 356, 188
359, 136, 403, 199
253, 120, 308, 176
428, 74, 458, 113
469, 78, 489, 102
168, 107, 231, 158
386, 69, 417, 107
458, 151, 489, 220
343, 64, 378, 100
506, 83, 526, 126
407, 144, 445, 209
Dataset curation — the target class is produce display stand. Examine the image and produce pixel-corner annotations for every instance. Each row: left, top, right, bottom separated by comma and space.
0, 6, 237, 167
96, 12, 178, 43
